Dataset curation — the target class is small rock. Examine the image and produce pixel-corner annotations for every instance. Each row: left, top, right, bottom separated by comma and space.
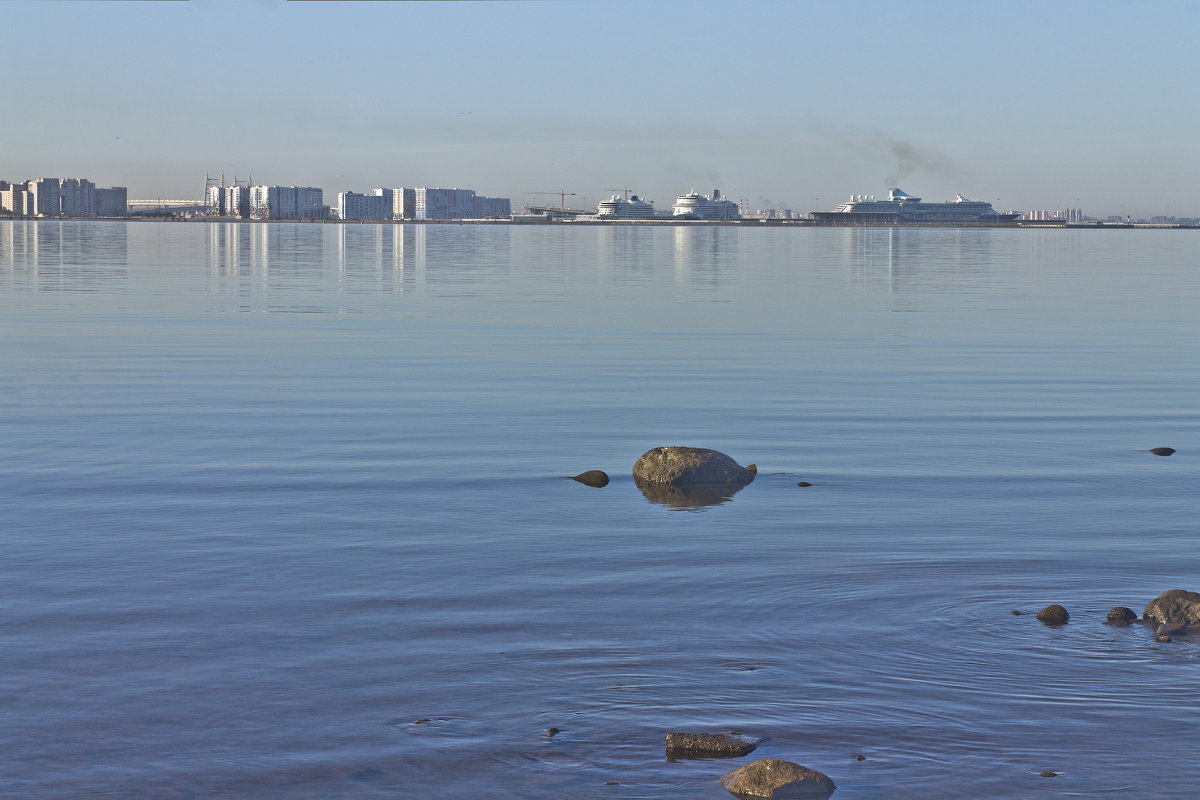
545, 727, 561, 737
1039, 771, 1058, 778
796, 481, 812, 487
604, 781, 619, 785
666, 731, 759, 759
1144, 589, 1200, 626
720, 759, 836, 799
1150, 447, 1176, 456
413, 718, 430, 725
1105, 606, 1137, 625
1011, 610, 1023, 616
854, 754, 866, 761
1036, 604, 1070, 625
572, 470, 609, 487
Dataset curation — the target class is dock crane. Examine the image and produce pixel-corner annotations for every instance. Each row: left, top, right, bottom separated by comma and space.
523, 190, 577, 210
605, 187, 635, 201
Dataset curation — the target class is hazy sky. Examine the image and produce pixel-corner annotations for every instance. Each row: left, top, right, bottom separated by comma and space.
5, 0, 1198, 217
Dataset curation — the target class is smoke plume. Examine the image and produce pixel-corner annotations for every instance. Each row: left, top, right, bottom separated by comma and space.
884, 139, 958, 187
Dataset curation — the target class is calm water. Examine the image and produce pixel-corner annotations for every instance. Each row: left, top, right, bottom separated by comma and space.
2, 220, 1198, 799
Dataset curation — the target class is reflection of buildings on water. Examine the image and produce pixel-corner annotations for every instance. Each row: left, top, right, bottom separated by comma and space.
204, 222, 510, 296
0, 220, 128, 291
672, 225, 735, 285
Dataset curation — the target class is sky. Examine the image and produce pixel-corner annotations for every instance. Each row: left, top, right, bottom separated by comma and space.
4, 0, 1199, 218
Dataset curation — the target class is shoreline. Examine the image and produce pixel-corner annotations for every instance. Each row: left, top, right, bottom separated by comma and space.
2, 215, 1195, 230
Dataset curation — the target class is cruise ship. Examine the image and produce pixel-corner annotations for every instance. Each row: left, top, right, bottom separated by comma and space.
811, 188, 1018, 226
672, 189, 741, 221
596, 193, 655, 219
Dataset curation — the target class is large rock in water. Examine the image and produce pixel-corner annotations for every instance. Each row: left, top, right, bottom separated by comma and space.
1144, 589, 1200, 625
719, 759, 836, 799
633, 447, 756, 487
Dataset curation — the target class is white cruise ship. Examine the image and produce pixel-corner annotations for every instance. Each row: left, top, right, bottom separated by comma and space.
596, 194, 655, 219
672, 189, 740, 221
811, 188, 1018, 225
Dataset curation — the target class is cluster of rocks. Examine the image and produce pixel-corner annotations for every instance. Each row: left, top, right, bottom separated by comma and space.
1033, 589, 1200, 642
664, 732, 837, 799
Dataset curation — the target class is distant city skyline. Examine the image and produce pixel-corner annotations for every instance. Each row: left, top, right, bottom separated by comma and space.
4, 0, 1199, 219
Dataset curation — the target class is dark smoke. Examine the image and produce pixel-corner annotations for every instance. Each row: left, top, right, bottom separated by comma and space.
884, 139, 958, 187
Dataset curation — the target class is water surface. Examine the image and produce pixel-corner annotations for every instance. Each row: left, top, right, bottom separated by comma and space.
2, 221, 1198, 798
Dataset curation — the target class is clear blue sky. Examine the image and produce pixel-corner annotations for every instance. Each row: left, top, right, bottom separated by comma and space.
4, 0, 1198, 217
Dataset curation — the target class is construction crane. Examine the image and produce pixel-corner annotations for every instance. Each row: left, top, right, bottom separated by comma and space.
524, 190, 576, 210
605, 187, 635, 200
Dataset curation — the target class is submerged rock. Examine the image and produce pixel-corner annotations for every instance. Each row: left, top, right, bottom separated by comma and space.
1036, 604, 1070, 625
1144, 589, 1200, 626
633, 446, 756, 487
719, 759, 836, 799
572, 470, 610, 488
1105, 606, 1138, 625
1150, 447, 1176, 456
1156, 622, 1186, 642
666, 731, 759, 759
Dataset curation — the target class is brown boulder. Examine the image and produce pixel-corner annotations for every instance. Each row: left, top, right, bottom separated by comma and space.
1036, 604, 1069, 625
719, 759, 836, 799
633, 446, 756, 487
1105, 607, 1137, 625
1144, 589, 1200, 626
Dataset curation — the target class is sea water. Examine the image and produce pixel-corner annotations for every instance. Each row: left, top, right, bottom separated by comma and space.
1, 220, 1198, 799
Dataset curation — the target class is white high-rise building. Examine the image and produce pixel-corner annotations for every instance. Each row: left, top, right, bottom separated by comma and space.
223, 185, 250, 218
412, 188, 511, 220
57, 178, 97, 216
250, 186, 325, 220
337, 191, 391, 220
2, 177, 126, 217
96, 187, 127, 216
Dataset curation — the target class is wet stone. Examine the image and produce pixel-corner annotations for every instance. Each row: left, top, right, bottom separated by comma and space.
719, 759, 837, 800
1150, 447, 1176, 456
1157, 622, 1187, 637
1036, 604, 1070, 625
1105, 606, 1138, 625
666, 731, 759, 759
633, 446, 756, 487
572, 470, 609, 487
1144, 589, 1200, 626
